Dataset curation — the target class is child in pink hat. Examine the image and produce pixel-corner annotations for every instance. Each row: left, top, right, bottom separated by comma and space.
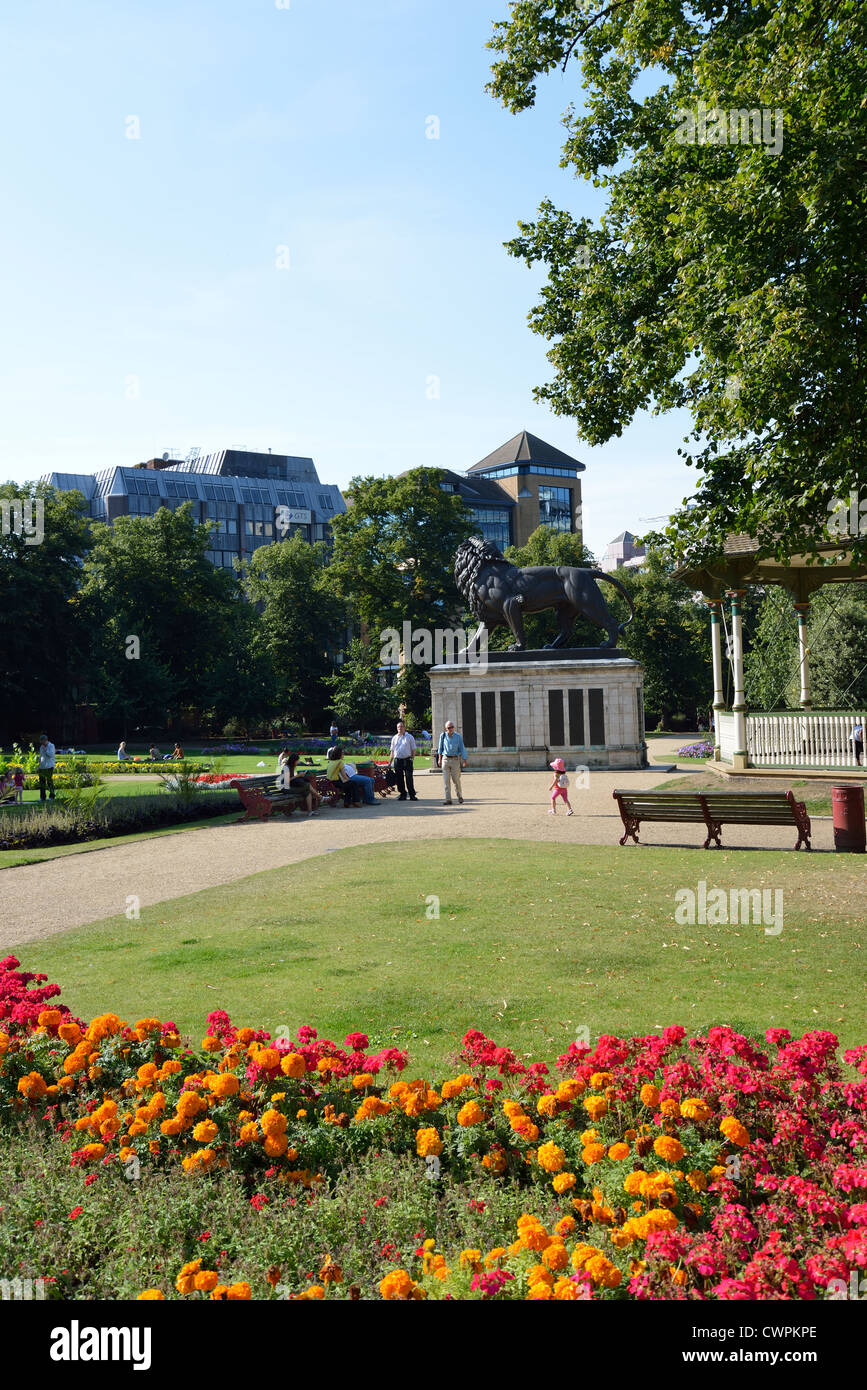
548, 758, 573, 815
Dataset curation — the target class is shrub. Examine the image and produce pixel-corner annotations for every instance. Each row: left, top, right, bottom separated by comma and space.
0, 791, 239, 850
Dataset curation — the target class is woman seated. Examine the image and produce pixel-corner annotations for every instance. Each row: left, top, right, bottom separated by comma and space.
279, 752, 321, 815
325, 745, 376, 806
171, 743, 184, 760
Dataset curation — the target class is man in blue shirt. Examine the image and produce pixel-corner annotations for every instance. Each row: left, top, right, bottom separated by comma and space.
437, 720, 467, 805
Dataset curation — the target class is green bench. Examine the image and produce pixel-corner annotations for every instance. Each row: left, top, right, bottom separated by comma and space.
613, 788, 811, 851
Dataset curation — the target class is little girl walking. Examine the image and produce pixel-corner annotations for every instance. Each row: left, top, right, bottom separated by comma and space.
548, 758, 573, 815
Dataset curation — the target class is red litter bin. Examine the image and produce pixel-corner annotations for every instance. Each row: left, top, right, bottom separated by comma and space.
832, 783, 866, 853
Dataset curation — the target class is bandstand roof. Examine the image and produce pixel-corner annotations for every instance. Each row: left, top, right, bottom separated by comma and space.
675, 536, 867, 602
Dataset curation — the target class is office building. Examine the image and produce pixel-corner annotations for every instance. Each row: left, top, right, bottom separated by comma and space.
44, 448, 346, 569
439, 430, 585, 550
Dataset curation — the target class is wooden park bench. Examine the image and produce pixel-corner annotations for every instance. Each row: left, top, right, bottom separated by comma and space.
612, 788, 811, 851
230, 774, 310, 823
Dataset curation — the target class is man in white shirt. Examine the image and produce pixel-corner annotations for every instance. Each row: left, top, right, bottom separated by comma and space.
38, 733, 56, 801
389, 720, 418, 801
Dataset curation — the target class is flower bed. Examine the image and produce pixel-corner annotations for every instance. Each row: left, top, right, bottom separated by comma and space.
87, 761, 212, 776
677, 741, 715, 759
2, 958, 865, 1300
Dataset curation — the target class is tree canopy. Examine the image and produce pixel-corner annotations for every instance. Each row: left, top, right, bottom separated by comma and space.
488, 0, 867, 565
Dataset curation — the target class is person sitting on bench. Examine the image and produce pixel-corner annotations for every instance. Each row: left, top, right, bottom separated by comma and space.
325, 745, 375, 806
279, 752, 321, 815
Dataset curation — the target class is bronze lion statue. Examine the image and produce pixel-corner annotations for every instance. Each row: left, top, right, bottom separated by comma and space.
454, 537, 635, 652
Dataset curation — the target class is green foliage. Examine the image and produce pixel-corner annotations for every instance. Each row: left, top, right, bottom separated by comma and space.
0, 482, 94, 739
243, 533, 344, 726
608, 551, 712, 726
329, 468, 474, 634
487, 0, 867, 564
80, 504, 243, 731
744, 583, 867, 710
324, 638, 395, 731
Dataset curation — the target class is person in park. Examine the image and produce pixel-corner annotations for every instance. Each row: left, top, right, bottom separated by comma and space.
37, 734, 56, 801
117, 740, 128, 761
329, 720, 338, 742
547, 758, 573, 816
437, 720, 467, 805
11, 765, 24, 804
148, 743, 160, 761
279, 751, 321, 816
325, 745, 376, 807
389, 719, 418, 801
851, 722, 864, 766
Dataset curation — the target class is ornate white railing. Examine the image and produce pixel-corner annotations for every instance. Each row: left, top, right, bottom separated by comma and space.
745, 712, 866, 768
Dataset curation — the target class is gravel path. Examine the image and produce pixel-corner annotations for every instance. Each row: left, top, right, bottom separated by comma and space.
1, 748, 833, 948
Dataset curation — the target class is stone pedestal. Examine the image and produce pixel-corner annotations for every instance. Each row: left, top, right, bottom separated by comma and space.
428, 652, 647, 771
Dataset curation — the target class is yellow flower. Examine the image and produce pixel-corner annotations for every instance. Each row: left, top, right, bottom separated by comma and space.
537, 1094, 559, 1118
192, 1120, 218, 1144
137, 1289, 164, 1300
379, 1269, 417, 1300
555, 1079, 585, 1103
583, 1095, 608, 1120
260, 1108, 288, 1137
581, 1143, 605, 1164
542, 1242, 569, 1272
552, 1172, 576, 1194
654, 1135, 685, 1163
640, 1084, 660, 1108
686, 1169, 708, 1192
352, 1073, 374, 1090
280, 1053, 306, 1079
660, 1098, 681, 1119
415, 1127, 443, 1158
194, 1270, 219, 1292
608, 1142, 630, 1160
456, 1100, 484, 1127
681, 1097, 712, 1124
580, 1128, 598, 1145
719, 1116, 750, 1147
536, 1142, 566, 1173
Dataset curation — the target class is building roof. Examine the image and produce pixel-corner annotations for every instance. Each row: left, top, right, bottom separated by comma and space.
438, 468, 514, 506
468, 430, 586, 475
609, 530, 637, 545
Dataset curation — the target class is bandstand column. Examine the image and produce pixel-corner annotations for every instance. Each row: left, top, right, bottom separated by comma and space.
727, 589, 748, 764
708, 599, 725, 758
794, 602, 812, 709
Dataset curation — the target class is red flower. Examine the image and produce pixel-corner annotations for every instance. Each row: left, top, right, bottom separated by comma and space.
68, 1206, 84, 1220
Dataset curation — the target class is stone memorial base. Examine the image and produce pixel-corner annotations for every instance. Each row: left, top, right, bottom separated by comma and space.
428, 652, 647, 771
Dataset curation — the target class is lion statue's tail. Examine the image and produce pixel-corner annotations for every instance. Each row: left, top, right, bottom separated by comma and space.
586, 570, 636, 633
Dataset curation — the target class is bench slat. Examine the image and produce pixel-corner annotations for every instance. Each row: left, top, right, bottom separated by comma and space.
612, 787, 811, 851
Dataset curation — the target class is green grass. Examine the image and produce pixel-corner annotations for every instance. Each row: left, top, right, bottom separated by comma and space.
14, 840, 866, 1069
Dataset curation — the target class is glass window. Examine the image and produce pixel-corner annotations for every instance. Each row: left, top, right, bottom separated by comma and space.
228, 518, 237, 534
538, 486, 572, 532
245, 520, 254, 535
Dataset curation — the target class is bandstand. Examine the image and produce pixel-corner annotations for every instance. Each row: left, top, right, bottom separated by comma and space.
676, 536, 867, 776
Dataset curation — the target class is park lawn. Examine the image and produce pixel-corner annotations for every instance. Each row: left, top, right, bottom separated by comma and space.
15, 840, 866, 1071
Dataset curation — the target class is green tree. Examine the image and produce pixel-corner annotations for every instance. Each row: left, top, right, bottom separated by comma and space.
81, 504, 241, 733
609, 551, 713, 728
243, 532, 344, 727
487, 0, 867, 564
324, 638, 394, 733
0, 481, 94, 741
807, 585, 867, 708
328, 468, 474, 728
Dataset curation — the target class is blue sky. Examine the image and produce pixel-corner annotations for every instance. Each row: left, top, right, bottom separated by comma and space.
0, 0, 695, 559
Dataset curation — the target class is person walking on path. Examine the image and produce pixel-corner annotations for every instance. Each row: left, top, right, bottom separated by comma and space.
37, 734, 56, 801
437, 720, 467, 805
329, 721, 339, 743
548, 758, 573, 816
389, 720, 418, 801
12, 765, 25, 804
